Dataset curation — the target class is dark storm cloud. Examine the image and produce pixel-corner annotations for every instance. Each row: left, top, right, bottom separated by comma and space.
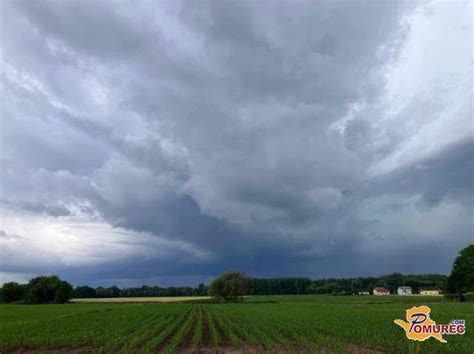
368, 138, 474, 206
1, 0, 472, 286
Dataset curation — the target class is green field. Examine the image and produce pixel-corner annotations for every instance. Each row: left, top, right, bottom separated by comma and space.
0, 295, 472, 353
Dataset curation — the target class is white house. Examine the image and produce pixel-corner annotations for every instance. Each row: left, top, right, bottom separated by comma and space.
397, 286, 412, 295
373, 287, 390, 295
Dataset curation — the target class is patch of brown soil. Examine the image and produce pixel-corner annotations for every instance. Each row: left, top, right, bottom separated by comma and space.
178, 343, 325, 354
202, 311, 211, 346
8, 342, 386, 354
178, 344, 268, 353
287, 343, 313, 354
345, 343, 387, 354
11, 346, 96, 354
177, 342, 387, 354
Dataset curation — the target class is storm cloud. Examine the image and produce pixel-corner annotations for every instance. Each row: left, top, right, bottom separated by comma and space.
1, 0, 472, 286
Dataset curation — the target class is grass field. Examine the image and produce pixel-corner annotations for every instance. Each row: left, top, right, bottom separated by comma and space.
0, 295, 472, 353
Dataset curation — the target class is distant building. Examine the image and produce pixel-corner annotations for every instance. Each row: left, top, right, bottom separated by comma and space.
358, 291, 370, 295
420, 289, 441, 296
397, 286, 412, 295
373, 287, 390, 295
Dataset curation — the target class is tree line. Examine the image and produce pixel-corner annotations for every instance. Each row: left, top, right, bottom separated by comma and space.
239, 273, 449, 296
73, 283, 209, 298
246, 277, 312, 295
0, 273, 449, 303
0, 278, 209, 303
306, 273, 448, 295
1, 244, 472, 303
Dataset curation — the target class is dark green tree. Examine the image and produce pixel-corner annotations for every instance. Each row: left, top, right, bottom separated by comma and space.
447, 244, 474, 299
385, 273, 403, 293
0, 282, 25, 302
25, 276, 73, 303
195, 283, 207, 296
73, 285, 96, 298
96, 286, 120, 298
209, 271, 246, 301
54, 282, 73, 303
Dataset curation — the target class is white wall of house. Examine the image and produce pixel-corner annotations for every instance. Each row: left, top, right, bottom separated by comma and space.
397, 287, 412, 295
373, 289, 390, 295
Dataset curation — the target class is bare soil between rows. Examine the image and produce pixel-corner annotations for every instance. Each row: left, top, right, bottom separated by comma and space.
180, 343, 386, 354
10, 343, 386, 354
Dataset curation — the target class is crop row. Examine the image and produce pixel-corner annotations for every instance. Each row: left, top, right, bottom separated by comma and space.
1, 300, 473, 353
1, 304, 225, 353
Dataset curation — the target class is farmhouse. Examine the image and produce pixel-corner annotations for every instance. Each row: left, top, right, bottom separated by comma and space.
397, 286, 412, 295
420, 289, 441, 296
373, 287, 390, 295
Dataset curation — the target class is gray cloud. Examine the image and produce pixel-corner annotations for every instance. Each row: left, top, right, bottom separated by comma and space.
1, 0, 472, 286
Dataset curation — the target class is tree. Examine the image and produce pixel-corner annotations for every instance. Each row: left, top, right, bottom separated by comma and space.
194, 283, 207, 296
96, 286, 120, 298
385, 273, 403, 293
447, 244, 474, 299
25, 276, 73, 304
0, 282, 25, 302
73, 285, 97, 298
209, 271, 247, 301
54, 282, 73, 303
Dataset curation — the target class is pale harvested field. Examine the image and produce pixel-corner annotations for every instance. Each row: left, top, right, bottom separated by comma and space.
71, 296, 210, 303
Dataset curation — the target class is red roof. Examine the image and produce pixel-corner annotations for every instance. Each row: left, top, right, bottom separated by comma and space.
374, 287, 389, 292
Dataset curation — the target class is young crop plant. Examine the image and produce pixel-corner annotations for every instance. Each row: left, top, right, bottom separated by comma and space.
104, 310, 171, 352
1, 296, 473, 353
119, 311, 180, 354
222, 307, 280, 352
140, 305, 191, 353
97, 310, 155, 352
165, 308, 197, 353
208, 306, 242, 346
192, 305, 204, 346
213, 305, 259, 344
205, 307, 220, 346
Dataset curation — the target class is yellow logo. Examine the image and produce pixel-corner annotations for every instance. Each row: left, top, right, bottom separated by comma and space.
394, 305, 465, 343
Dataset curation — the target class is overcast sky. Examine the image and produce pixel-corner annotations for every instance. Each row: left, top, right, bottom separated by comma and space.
1, 0, 472, 287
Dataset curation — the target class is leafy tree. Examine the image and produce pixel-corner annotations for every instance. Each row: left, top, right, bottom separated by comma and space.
209, 271, 246, 301
385, 273, 403, 293
194, 283, 207, 296
73, 285, 97, 298
25, 276, 72, 304
447, 244, 474, 299
247, 278, 312, 295
54, 282, 73, 303
0, 282, 25, 302
96, 286, 120, 298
